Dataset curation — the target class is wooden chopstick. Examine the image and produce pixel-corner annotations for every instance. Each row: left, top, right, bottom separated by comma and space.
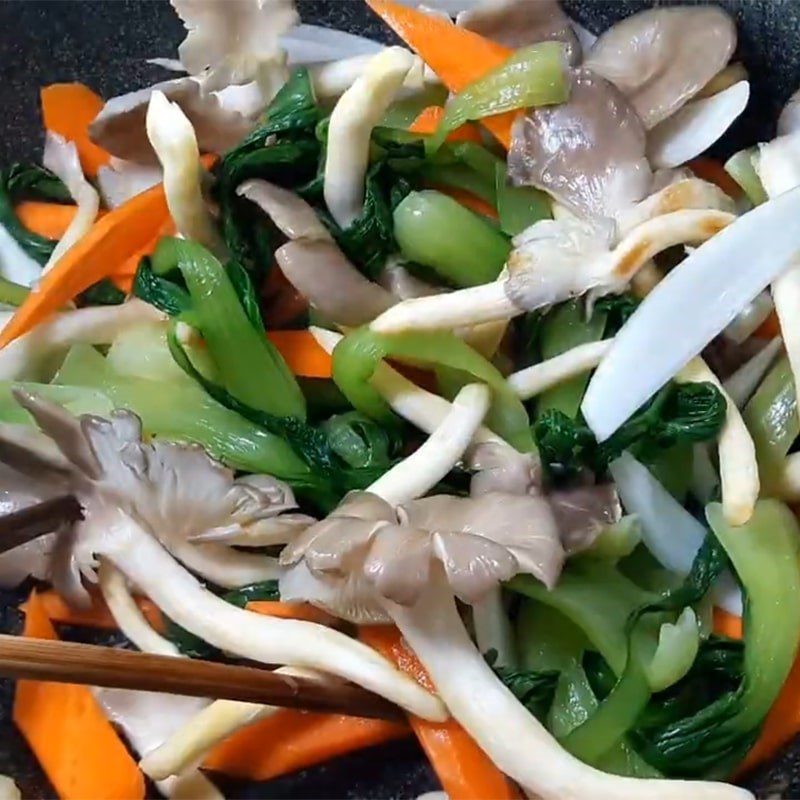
0, 495, 83, 555
0, 634, 405, 721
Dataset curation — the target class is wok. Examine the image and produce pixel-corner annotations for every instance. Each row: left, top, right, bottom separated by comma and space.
0, 0, 798, 797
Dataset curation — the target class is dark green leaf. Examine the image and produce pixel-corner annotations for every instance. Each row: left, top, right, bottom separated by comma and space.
533, 382, 727, 481
485, 649, 559, 723
78, 279, 126, 307
223, 580, 280, 608
226, 260, 264, 332
132, 256, 192, 317
321, 410, 401, 469
594, 293, 640, 334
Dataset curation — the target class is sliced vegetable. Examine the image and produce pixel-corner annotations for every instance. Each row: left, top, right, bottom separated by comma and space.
203, 710, 409, 781
0, 183, 169, 348
40, 83, 111, 176
266, 330, 332, 378
582, 186, 800, 442
495, 163, 550, 237
724, 149, 766, 206
332, 326, 534, 451
393, 190, 510, 286
428, 42, 569, 151
408, 105, 483, 143
13, 591, 145, 800
360, 625, 519, 800
365, 0, 518, 147
14, 201, 79, 240
32, 588, 164, 632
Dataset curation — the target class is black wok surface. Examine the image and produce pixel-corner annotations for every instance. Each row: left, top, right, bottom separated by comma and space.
1, 1, 800, 797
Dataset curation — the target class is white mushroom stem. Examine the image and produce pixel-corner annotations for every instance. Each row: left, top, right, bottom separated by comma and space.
507, 339, 613, 400
98, 559, 180, 658
310, 327, 507, 448
367, 384, 491, 506
41, 132, 100, 274
101, 513, 446, 721
164, 537, 280, 589
677, 358, 759, 526
384, 571, 749, 800
324, 47, 415, 228
0, 299, 165, 382
471, 586, 516, 669
771, 265, 800, 405
370, 210, 735, 335
140, 665, 323, 781
145, 90, 225, 255
370, 280, 519, 335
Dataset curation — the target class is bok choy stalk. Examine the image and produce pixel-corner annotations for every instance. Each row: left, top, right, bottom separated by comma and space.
153, 237, 306, 419
534, 300, 608, 419
392, 191, 510, 287
332, 326, 534, 452
742, 354, 798, 496
724, 149, 766, 207
53, 343, 310, 480
422, 141, 502, 207
495, 163, 551, 237
428, 42, 570, 152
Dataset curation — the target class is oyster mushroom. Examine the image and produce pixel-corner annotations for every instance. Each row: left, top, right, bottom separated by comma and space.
0, 391, 445, 721
369, 207, 735, 334
146, 91, 225, 255
584, 6, 737, 129
276, 240, 395, 327
508, 68, 651, 221
89, 77, 256, 165
456, 0, 581, 64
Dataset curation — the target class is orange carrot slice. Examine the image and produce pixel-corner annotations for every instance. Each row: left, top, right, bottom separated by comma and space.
204, 710, 408, 780
366, 0, 515, 148
13, 591, 145, 800
15, 202, 79, 240
360, 626, 519, 800
40, 84, 111, 177
34, 588, 165, 633
0, 184, 169, 347
265, 330, 333, 378
754, 311, 781, 340
247, 600, 338, 625
409, 106, 484, 144
689, 157, 743, 200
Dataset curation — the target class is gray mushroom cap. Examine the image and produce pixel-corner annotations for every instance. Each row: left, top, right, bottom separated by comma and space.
583, 6, 736, 129
457, 0, 581, 65
507, 68, 651, 220
89, 78, 255, 164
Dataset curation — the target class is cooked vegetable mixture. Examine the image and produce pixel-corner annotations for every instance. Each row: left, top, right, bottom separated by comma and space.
3, 1, 800, 798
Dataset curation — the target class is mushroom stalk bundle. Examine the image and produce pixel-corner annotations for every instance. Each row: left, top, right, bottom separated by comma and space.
369, 209, 734, 335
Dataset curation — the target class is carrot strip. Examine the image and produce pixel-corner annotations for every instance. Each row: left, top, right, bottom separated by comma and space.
433, 186, 499, 220
33, 588, 165, 633
689, 157, 743, 200
265, 330, 333, 378
409, 106, 484, 144
14, 202, 79, 240
40, 84, 111, 177
13, 591, 145, 800
246, 600, 338, 625
204, 710, 408, 780
359, 626, 519, 800
754, 311, 781, 340
366, 0, 515, 148
0, 184, 169, 347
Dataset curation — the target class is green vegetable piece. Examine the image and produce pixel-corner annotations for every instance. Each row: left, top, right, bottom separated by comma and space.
332, 325, 534, 452
380, 85, 449, 128
54, 344, 309, 481
742, 354, 798, 496
724, 149, 767, 207
78, 279, 126, 307
166, 237, 306, 420
485, 649, 559, 723
537, 300, 607, 420
429, 42, 570, 151
133, 256, 192, 317
495, 163, 550, 236
393, 190, 510, 287
321, 410, 400, 469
